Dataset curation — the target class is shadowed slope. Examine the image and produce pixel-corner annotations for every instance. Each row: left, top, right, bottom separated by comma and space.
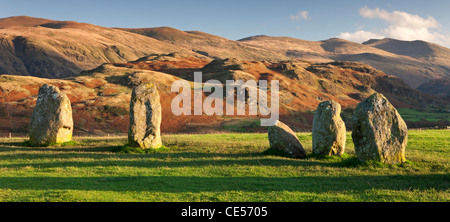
240, 36, 450, 89
0, 16, 200, 78
118, 27, 289, 61
1, 53, 445, 135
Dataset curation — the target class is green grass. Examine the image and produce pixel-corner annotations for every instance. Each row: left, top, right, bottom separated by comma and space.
221, 119, 261, 132
21, 140, 79, 147
0, 130, 448, 202
398, 108, 449, 122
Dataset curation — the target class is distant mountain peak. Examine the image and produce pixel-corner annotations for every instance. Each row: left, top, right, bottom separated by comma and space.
363, 37, 450, 61
0, 15, 93, 29
0, 15, 54, 27
237, 35, 269, 41
362, 38, 383, 45
0, 15, 449, 96
324, 37, 347, 41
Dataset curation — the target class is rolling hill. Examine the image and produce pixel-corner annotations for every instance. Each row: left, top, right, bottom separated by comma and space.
0, 15, 449, 97
238, 36, 450, 88
0, 53, 445, 135
0, 16, 199, 78
119, 26, 450, 90
117, 27, 289, 61
363, 38, 450, 67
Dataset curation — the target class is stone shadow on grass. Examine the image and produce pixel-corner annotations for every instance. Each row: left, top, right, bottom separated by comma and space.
0, 140, 412, 170
0, 174, 447, 193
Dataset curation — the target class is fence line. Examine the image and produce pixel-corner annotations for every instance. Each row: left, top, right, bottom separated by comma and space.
0, 127, 447, 139
0, 132, 128, 138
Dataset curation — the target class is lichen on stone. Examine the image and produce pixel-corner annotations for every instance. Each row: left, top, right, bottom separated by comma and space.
312, 100, 346, 156
29, 84, 73, 146
351, 93, 407, 164
128, 83, 162, 149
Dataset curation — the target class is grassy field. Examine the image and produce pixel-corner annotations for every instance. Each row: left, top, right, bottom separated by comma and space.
397, 108, 449, 122
0, 130, 448, 202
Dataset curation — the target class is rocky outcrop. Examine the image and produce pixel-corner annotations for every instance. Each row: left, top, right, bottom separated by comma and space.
202, 58, 243, 73
29, 84, 73, 146
351, 93, 408, 164
128, 83, 162, 148
312, 101, 346, 155
268, 120, 306, 158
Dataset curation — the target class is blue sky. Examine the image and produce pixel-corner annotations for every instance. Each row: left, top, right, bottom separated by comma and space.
1, 0, 450, 46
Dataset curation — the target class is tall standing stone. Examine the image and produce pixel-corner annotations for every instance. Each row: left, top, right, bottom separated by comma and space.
312, 101, 346, 156
128, 83, 162, 148
352, 93, 408, 164
268, 120, 306, 158
29, 84, 73, 146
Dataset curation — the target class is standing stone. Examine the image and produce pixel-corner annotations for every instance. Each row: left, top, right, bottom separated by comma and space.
312, 101, 346, 156
29, 84, 73, 146
352, 93, 408, 164
128, 83, 162, 148
268, 120, 306, 158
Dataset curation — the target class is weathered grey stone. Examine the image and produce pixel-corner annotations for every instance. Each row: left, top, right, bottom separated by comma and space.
29, 84, 73, 146
312, 101, 346, 155
128, 83, 162, 148
268, 120, 306, 158
352, 93, 408, 164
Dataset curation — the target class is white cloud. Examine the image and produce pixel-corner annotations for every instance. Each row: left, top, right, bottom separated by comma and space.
338, 30, 384, 43
290, 11, 310, 21
359, 7, 440, 29
338, 6, 450, 46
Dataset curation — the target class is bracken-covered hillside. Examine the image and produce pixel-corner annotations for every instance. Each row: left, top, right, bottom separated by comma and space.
0, 53, 445, 135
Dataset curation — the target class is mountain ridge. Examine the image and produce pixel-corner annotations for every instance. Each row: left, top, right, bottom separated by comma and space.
237, 35, 449, 88
117, 27, 289, 61
0, 16, 202, 78
0, 16, 449, 95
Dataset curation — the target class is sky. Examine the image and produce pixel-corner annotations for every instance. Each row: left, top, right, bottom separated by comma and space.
1, 0, 450, 46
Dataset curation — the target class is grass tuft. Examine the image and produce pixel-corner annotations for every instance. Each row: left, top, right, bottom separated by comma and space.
335, 156, 364, 167
262, 147, 292, 158
21, 140, 79, 147
117, 144, 170, 154
307, 153, 350, 161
